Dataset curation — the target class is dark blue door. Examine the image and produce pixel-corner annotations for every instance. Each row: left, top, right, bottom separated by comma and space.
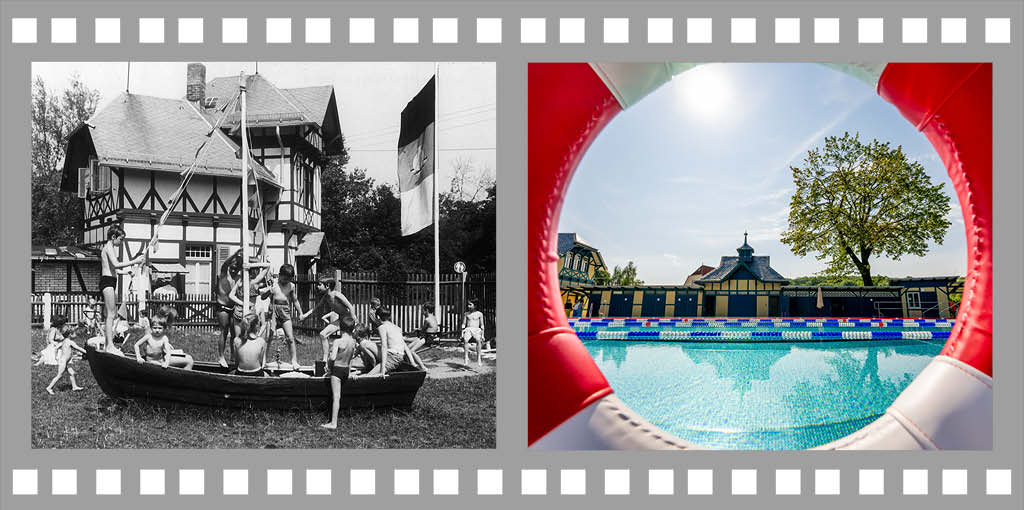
608, 292, 634, 317
729, 295, 756, 317
641, 291, 666, 317
674, 292, 698, 316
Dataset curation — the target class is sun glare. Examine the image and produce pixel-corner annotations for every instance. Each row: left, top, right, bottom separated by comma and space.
674, 64, 733, 121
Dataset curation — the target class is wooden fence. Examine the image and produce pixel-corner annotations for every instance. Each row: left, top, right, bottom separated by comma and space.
31, 272, 496, 339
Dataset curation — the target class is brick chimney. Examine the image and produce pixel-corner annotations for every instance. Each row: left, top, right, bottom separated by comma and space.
186, 63, 206, 103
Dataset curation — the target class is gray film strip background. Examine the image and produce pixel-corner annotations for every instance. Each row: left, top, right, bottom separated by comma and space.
1, 0, 1021, 507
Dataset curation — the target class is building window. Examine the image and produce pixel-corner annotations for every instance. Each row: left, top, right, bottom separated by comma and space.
907, 291, 922, 309
185, 244, 213, 260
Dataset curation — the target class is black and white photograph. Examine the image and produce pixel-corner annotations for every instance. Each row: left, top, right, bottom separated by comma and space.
29, 61, 496, 449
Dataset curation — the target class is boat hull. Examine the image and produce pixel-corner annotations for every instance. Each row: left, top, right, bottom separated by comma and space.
86, 348, 426, 410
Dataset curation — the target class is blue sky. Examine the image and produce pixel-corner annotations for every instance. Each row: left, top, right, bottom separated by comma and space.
558, 63, 966, 284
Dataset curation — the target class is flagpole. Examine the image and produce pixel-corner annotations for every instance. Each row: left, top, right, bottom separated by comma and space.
433, 63, 441, 324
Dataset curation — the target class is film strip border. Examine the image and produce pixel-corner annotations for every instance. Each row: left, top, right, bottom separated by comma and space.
6, 16, 1015, 45
9, 467, 1017, 496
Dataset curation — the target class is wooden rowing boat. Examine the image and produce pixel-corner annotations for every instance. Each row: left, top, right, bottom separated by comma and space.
85, 347, 427, 410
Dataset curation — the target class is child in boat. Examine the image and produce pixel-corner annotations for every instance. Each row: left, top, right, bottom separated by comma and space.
300, 276, 358, 363
133, 306, 194, 370
45, 318, 87, 394
461, 299, 486, 363
407, 304, 440, 352
215, 249, 243, 367
268, 264, 306, 368
229, 263, 271, 345
232, 312, 269, 377
321, 322, 363, 429
356, 307, 410, 377
36, 314, 69, 367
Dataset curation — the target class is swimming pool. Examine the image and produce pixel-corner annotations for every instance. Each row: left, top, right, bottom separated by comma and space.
574, 318, 952, 450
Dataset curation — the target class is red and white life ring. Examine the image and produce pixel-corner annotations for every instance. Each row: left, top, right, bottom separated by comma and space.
528, 62, 992, 450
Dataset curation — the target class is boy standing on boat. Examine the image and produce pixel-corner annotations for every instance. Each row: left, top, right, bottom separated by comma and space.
100, 226, 145, 353
301, 277, 358, 363
215, 249, 243, 367
269, 264, 306, 368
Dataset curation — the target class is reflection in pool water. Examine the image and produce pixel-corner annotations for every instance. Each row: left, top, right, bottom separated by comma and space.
584, 339, 944, 450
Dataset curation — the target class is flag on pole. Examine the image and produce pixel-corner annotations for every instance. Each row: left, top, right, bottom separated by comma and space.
397, 76, 435, 236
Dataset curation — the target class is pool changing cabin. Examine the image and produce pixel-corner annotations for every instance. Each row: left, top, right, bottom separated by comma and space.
559, 233, 961, 319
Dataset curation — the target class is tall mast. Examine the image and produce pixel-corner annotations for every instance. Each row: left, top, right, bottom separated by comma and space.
240, 72, 250, 316
433, 63, 441, 322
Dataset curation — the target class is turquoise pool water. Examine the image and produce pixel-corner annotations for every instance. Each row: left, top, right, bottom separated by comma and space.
584, 338, 945, 450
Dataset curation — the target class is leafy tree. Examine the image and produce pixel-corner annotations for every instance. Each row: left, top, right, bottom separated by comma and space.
609, 261, 644, 286
790, 275, 891, 287
781, 132, 951, 286
318, 157, 496, 276
31, 75, 100, 245
593, 267, 612, 286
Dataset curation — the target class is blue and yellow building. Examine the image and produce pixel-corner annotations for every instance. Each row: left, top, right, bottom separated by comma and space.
561, 232, 960, 319
557, 233, 607, 316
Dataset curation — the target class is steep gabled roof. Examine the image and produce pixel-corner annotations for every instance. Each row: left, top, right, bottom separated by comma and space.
696, 255, 789, 284
205, 75, 343, 154
61, 92, 276, 187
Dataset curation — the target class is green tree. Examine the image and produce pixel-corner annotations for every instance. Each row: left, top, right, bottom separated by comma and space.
609, 261, 644, 286
31, 75, 100, 245
781, 132, 951, 286
593, 267, 612, 285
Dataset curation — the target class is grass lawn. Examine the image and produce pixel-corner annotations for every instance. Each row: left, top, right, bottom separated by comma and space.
31, 329, 495, 449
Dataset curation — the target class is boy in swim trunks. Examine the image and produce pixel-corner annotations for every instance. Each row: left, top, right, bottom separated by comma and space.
100, 226, 145, 353
300, 277, 358, 363
133, 307, 194, 370
321, 323, 363, 429
215, 249, 243, 367
268, 264, 306, 367
232, 312, 269, 377
461, 299, 486, 365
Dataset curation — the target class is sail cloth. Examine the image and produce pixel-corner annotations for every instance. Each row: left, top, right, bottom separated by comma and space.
397, 76, 435, 236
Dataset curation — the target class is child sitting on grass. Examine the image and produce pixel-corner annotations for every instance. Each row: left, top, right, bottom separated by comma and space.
133, 307, 194, 370
232, 312, 269, 377
45, 317, 87, 394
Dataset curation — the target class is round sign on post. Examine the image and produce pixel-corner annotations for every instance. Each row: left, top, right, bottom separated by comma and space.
454, 261, 466, 273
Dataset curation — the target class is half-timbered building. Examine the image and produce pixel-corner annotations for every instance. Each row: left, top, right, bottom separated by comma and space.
59, 63, 343, 299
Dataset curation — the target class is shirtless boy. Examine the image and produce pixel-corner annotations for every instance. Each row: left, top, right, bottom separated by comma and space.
100, 226, 144, 352
461, 300, 486, 365
232, 312, 269, 377
359, 307, 409, 377
321, 323, 363, 430
133, 307, 195, 370
300, 277, 357, 363
269, 264, 306, 367
215, 249, 243, 367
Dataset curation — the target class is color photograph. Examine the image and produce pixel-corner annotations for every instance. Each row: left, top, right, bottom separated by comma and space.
528, 62, 992, 450
30, 61, 497, 448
